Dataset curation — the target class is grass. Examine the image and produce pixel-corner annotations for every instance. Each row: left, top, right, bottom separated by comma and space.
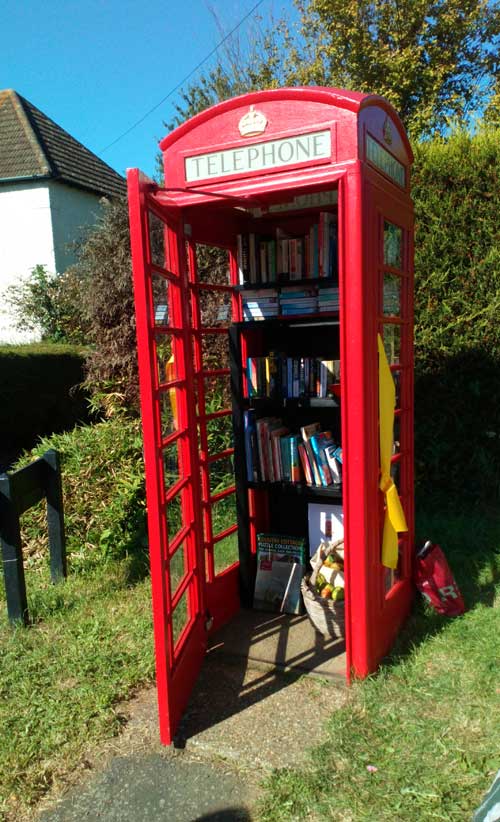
2, 413, 499, 821
257, 500, 500, 821
0, 559, 154, 821
0, 415, 239, 820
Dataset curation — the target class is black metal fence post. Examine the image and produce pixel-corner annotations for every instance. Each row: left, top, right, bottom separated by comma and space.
43, 449, 67, 582
0, 473, 28, 625
0, 449, 66, 625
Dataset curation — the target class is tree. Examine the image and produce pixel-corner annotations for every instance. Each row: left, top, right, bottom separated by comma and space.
69, 197, 140, 411
172, 1, 500, 139
286, 0, 500, 137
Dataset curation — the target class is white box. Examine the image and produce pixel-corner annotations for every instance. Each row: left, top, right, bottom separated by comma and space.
308, 502, 344, 556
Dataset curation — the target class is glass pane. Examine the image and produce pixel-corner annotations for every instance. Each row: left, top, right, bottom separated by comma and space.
166, 493, 183, 543
393, 370, 401, 406
384, 567, 394, 595
201, 333, 230, 371
155, 333, 174, 385
209, 455, 235, 495
172, 589, 189, 647
159, 390, 179, 438
163, 441, 182, 492
209, 493, 237, 539
383, 324, 401, 365
199, 288, 232, 328
201, 376, 231, 414
390, 459, 400, 488
384, 221, 403, 269
149, 211, 168, 269
383, 274, 401, 316
152, 274, 170, 326
169, 542, 188, 598
214, 531, 239, 575
195, 245, 231, 286
205, 413, 233, 455
393, 416, 401, 454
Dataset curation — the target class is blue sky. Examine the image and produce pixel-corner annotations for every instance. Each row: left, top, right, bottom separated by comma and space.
1, 0, 292, 179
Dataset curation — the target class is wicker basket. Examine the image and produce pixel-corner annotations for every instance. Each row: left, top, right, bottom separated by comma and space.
301, 539, 345, 639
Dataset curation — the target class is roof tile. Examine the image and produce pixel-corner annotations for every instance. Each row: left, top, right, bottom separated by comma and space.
0, 90, 126, 198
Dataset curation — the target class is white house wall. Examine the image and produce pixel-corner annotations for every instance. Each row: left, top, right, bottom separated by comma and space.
0, 181, 105, 344
48, 181, 104, 274
0, 182, 55, 343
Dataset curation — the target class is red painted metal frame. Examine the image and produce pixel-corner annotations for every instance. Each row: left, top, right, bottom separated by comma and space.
127, 86, 415, 742
127, 170, 207, 745
183, 234, 241, 632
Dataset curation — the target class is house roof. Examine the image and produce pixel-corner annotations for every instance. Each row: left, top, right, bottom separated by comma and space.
0, 89, 126, 198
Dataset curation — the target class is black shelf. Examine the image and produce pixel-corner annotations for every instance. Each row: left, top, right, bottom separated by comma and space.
244, 396, 339, 409
247, 480, 342, 500
236, 278, 338, 291
234, 313, 339, 328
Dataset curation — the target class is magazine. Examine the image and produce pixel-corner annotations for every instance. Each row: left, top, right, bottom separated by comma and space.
253, 533, 306, 614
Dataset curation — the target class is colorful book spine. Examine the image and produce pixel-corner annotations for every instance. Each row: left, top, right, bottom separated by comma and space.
280, 435, 291, 481
300, 422, 322, 486
298, 442, 313, 485
310, 431, 335, 486
325, 444, 342, 485
244, 409, 259, 482
247, 357, 259, 397
289, 435, 301, 483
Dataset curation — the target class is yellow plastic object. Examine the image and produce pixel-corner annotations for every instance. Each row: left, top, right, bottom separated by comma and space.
378, 334, 408, 569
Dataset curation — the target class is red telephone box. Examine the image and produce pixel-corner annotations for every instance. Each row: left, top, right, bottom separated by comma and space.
127, 87, 414, 745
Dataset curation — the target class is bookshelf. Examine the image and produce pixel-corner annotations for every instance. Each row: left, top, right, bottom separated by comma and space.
230, 206, 343, 603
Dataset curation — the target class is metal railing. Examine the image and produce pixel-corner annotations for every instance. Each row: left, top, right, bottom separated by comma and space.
0, 449, 66, 624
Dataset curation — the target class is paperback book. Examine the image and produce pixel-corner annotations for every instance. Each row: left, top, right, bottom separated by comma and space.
253, 533, 306, 614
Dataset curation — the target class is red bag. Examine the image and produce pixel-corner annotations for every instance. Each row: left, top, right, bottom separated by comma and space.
414, 541, 465, 617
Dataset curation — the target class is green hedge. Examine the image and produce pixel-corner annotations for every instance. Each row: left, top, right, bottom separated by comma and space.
0, 344, 91, 450
412, 127, 500, 502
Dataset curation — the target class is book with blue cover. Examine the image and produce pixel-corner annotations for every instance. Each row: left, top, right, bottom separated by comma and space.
310, 431, 336, 486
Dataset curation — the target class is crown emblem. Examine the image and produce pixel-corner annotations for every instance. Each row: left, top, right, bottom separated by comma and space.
238, 105, 267, 138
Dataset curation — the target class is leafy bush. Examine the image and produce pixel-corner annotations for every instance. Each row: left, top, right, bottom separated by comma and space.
6, 264, 89, 344
16, 417, 146, 570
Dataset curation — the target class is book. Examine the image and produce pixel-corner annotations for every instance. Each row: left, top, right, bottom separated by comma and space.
256, 417, 279, 480
253, 533, 306, 614
325, 444, 342, 486
310, 431, 335, 486
270, 426, 289, 480
298, 442, 313, 485
320, 360, 336, 398
289, 435, 302, 483
244, 409, 259, 482
300, 422, 322, 486
280, 434, 291, 481
249, 233, 258, 283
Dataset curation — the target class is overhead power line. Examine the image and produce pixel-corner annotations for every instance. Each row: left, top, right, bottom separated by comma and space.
98, 0, 267, 155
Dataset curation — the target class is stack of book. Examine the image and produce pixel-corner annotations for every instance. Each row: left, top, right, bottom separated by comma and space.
299, 422, 342, 488
242, 289, 279, 321
243, 412, 342, 489
318, 286, 340, 313
246, 355, 340, 400
279, 286, 318, 316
